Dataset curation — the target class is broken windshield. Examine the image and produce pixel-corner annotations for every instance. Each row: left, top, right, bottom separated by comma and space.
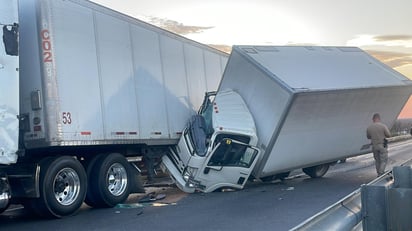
186, 92, 215, 156
187, 115, 208, 156
199, 96, 214, 137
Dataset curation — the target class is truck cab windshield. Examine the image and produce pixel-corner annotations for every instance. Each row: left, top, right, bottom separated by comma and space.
187, 115, 209, 156
199, 94, 214, 137
185, 94, 215, 157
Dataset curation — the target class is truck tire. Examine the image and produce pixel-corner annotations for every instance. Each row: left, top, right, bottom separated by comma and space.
275, 172, 290, 180
260, 172, 290, 182
0, 174, 10, 213
260, 175, 274, 182
87, 153, 131, 208
84, 154, 103, 207
302, 164, 329, 178
0, 202, 9, 214
30, 156, 87, 218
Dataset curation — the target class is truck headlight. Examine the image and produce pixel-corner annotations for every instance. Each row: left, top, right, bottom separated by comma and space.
183, 166, 197, 182
183, 167, 201, 188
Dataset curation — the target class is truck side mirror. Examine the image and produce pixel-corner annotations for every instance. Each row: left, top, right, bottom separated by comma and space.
2, 23, 19, 56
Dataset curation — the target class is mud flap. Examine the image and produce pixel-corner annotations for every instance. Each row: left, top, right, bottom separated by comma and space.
129, 167, 145, 194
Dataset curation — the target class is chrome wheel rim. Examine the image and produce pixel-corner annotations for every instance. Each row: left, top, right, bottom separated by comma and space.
53, 168, 81, 206
107, 163, 128, 196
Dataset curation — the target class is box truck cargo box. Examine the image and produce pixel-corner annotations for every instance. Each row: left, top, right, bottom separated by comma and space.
163, 45, 412, 193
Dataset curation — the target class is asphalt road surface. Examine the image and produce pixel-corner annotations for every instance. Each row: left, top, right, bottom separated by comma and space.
2, 139, 412, 231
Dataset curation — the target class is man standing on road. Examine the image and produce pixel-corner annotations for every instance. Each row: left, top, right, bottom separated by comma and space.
366, 113, 391, 176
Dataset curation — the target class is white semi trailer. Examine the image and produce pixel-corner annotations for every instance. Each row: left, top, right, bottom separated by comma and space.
162, 45, 412, 193
0, 0, 228, 217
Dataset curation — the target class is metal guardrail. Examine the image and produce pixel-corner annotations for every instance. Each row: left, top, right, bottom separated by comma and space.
362, 166, 412, 230
290, 157, 412, 231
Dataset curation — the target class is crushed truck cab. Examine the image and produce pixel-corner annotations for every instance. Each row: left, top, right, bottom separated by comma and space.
162, 90, 260, 193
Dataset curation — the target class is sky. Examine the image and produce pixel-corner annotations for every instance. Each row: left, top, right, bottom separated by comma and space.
92, 0, 412, 118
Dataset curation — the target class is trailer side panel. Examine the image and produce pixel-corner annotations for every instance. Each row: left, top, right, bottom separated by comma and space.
19, 0, 228, 148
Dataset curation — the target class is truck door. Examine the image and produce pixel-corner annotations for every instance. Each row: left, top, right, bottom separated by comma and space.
198, 138, 260, 192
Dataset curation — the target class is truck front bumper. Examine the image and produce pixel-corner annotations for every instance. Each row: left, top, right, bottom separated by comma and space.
161, 156, 195, 193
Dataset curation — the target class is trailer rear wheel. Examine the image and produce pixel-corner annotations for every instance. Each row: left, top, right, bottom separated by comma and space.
30, 156, 87, 218
302, 164, 329, 178
84, 154, 103, 207
87, 153, 131, 208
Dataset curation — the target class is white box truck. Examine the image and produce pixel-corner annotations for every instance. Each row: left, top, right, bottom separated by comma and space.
0, 0, 228, 217
162, 45, 412, 193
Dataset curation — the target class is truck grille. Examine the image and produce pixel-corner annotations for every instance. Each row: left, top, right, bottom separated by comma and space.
167, 147, 184, 173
